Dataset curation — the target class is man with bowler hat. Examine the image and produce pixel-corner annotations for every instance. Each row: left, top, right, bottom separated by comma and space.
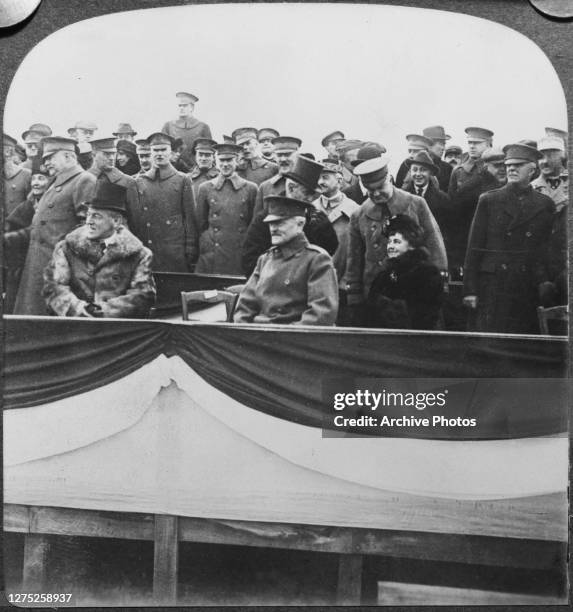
113, 123, 138, 142
234, 195, 338, 326
43, 181, 155, 318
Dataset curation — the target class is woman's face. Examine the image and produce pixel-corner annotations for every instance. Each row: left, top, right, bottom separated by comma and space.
387, 232, 413, 258
116, 151, 129, 166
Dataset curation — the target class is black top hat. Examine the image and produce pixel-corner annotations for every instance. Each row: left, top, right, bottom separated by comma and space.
284, 155, 325, 190
89, 181, 128, 214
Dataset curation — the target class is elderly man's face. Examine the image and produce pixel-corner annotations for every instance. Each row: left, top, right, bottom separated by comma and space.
218, 155, 237, 177
94, 149, 116, 171
317, 171, 341, 198
505, 161, 535, 187
138, 151, 152, 171
410, 164, 432, 188
85, 207, 120, 241
268, 216, 304, 246
363, 175, 393, 205
196, 150, 214, 169
275, 150, 296, 175
467, 139, 488, 160
485, 161, 507, 183
151, 145, 171, 167
539, 150, 564, 177
444, 152, 461, 167
30, 173, 50, 197
44, 150, 71, 174
178, 102, 193, 118
3, 145, 14, 162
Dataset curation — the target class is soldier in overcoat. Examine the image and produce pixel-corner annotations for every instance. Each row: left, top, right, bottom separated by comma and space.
4, 134, 31, 215
233, 127, 278, 185
14, 136, 96, 315
189, 138, 220, 199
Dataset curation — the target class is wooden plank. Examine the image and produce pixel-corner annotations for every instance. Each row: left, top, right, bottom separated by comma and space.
377, 581, 568, 605
22, 533, 49, 592
153, 514, 178, 604
4, 504, 30, 533
337, 554, 363, 604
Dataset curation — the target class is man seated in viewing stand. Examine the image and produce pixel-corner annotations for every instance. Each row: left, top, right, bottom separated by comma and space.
345, 155, 447, 324
234, 195, 338, 326
241, 154, 338, 276
43, 182, 156, 318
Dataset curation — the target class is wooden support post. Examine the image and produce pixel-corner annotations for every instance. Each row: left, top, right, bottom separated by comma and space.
153, 514, 179, 604
337, 553, 363, 605
22, 534, 50, 592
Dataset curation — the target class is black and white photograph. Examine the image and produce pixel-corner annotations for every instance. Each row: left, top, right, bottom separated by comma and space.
1, 1, 569, 606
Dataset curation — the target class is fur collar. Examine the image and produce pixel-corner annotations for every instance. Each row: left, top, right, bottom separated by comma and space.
382, 247, 429, 274
65, 225, 145, 265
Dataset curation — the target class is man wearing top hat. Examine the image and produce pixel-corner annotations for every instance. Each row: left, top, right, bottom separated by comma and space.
447, 126, 495, 271
14, 136, 96, 315
4, 134, 32, 216
43, 181, 155, 319
128, 132, 198, 272
234, 195, 338, 326
242, 154, 338, 276
395, 134, 434, 188
321, 131, 345, 162
113, 123, 138, 142
345, 155, 447, 311
258, 128, 280, 162
195, 143, 257, 275
88, 138, 137, 190
21, 123, 52, 170
233, 127, 278, 185
253, 136, 302, 216
161, 92, 212, 169
422, 125, 454, 192
189, 138, 220, 198
463, 143, 555, 334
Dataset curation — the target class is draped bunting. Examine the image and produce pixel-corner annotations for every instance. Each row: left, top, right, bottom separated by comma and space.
3, 316, 568, 440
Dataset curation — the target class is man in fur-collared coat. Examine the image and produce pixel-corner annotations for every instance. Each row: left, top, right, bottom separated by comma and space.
43, 182, 155, 318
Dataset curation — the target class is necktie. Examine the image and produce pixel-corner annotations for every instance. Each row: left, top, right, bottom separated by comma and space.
547, 177, 561, 190
99, 242, 107, 258
417, 187, 423, 196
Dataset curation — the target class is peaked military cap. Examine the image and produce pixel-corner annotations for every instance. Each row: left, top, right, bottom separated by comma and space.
89, 181, 128, 214
113, 123, 137, 136
258, 128, 280, 141
405, 134, 433, 150
353, 155, 392, 183
135, 139, 151, 152
544, 127, 567, 144
272, 136, 302, 152
465, 127, 494, 141
147, 132, 174, 146
335, 139, 363, 155
503, 143, 543, 164
22, 123, 52, 142
176, 91, 199, 103
481, 147, 505, 163
321, 130, 345, 147
538, 136, 565, 152
405, 150, 439, 174
351, 142, 387, 167
42, 136, 78, 158
91, 138, 117, 152
284, 155, 325, 190
232, 127, 258, 145
445, 144, 463, 156
518, 139, 538, 149
214, 143, 242, 157
263, 195, 312, 222
193, 138, 217, 153
320, 160, 343, 174
423, 125, 451, 141
3, 134, 18, 148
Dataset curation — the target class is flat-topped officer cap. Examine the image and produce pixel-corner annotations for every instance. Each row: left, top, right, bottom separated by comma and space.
351, 142, 387, 167
176, 91, 199, 103
406, 150, 439, 174
354, 155, 392, 183
284, 155, 325, 190
321, 130, 345, 147
445, 144, 463, 155
89, 181, 128, 214
22, 123, 52, 142
465, 127, 494, 141
481, 147, 505, 163
258, 128, 280, 141
538, 136, 565, 152
113, 123, 137, 136
422, 125, 451, 141
272, 136, 302, 152
42, 136, 78, 158
91, 137, 117, 152
194, 138, 217, 153
147, 132, 174, 146
3, 134, 17, 148
263, 195, 311, 222
405, 134, 433, 150
503, 143, 543, 165
321, 160, 342, 174
518, 139, 538, 149
135, 139, 151, 151
545, 127, 567, 142
232, 127, 258, 145
214, 143, 242, 157
117, 139, 137, 155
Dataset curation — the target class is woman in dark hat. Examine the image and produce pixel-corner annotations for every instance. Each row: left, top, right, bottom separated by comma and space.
115, 139, 141, 176
365, 215, 444, 330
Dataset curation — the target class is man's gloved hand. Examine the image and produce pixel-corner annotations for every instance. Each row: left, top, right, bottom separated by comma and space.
85, 302, 104, 318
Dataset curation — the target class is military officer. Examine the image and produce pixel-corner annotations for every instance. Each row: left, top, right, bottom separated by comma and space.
395, 133, 434, 188
463, 143, 555, 334
345, 156, 447, 309
87, 138, 136, 190
195, 143, 257, 275
344, 142, 387, 205
14, 136, 96, 315
161, 91, 212, 168
258, 128, 280, 162
444, 144, 463, 168
135, 139, 153, 175
422, 125, 454, 192
335, 138, 362, 191
234, 195, 338, 326
4, 134, 32, 216
253, 136, 302, 216
113, 123, 138, 142
68, 120, 98, 170
321, 130, 345, 161
233, 127, 278, 185
189, 138, 219, 198
128, 132, 198, 272
21, 123, 52, 170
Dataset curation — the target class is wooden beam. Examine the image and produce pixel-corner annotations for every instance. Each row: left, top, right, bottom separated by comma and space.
337, 554, 363, 604
153, 514, 178, 604
22, 533, 49, 592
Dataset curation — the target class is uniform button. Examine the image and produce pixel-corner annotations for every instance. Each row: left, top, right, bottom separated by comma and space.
374, 244, 379, 249
143, 206, 148, 211
166, 220, 171, 225
240, 214, 244, 219
214, 228, 219, 232
506, 232, 511, 237
285, 279, 290, 285
146, 222, 151, 227
501, 264, 507, 270
215, 242, 219, 247
148, 240, 153, 244
11, 184, 16, 189
525, 231, 532, 237
378, 261, 383, 266
213, 213, 218, 218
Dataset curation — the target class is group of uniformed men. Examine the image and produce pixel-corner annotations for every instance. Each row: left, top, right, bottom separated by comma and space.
3, 91, 568, 333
